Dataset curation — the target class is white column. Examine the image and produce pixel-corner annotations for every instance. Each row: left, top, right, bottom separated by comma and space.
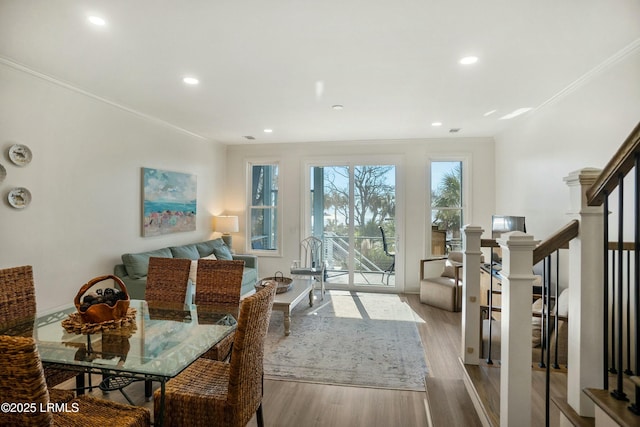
462, 225, 484, 364
499, 231, 539, 427
563, 168, 604, 416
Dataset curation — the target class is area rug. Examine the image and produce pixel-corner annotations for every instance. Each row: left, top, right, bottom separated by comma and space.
263, 290, 427, 391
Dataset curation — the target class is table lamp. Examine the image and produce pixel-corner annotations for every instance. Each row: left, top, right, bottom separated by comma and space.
213, 215, 239, 248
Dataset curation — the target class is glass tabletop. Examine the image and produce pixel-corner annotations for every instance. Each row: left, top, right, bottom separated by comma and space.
4, 300, 236, 378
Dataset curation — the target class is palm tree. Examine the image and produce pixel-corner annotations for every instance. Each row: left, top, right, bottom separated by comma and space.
432, 163, 462, 238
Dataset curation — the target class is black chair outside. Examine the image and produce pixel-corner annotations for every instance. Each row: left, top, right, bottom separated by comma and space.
379, 226, 395, 285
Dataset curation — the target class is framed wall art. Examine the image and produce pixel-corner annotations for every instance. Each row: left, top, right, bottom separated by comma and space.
142, 167, 197, 237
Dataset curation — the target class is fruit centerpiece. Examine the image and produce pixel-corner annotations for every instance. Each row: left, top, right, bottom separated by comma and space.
74, 275, 130, 324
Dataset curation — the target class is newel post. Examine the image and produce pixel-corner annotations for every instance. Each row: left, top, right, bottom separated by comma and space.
499, 231, 539, 427
462, 225, 484, 364
563, 168, 604, 417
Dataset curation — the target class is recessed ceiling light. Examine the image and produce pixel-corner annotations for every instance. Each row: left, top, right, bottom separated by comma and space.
499, 108, 532, 120
431, 122, 443, 127
88, 16, 106, 26
263, 129, 273, 133
315, 81, 325, 99
332, 104, 344, 110
459, 56, 479, 65
483, 110, 497, 117
182, 77, 199, 85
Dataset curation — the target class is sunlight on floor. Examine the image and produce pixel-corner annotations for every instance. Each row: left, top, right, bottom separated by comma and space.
307, 290, 425, 323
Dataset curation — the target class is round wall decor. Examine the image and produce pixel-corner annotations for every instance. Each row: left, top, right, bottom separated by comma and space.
8, 187, 31, 209
8, 144, 33, 167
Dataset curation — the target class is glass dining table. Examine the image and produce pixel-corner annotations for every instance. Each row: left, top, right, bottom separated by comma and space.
0, 299, 237, 426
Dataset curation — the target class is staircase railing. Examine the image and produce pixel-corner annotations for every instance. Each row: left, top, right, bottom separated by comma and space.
585, 122, 640, 417
479, 221, 578, 426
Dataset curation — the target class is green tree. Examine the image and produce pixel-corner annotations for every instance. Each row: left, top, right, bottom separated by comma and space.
325, 165, 395, 235
432, 163, 462, 237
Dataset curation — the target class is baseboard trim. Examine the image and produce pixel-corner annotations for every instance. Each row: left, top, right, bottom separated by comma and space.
460, 358, 494, 427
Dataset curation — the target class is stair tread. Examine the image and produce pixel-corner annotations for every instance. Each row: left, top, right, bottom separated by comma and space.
550, 396, 595, 427
584, 388, 640, 427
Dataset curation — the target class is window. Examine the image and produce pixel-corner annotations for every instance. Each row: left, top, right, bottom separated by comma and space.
248, 163, 279, 254
430, 161, 463, 255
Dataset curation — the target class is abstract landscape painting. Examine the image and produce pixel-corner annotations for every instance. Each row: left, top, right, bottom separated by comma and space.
142, 167, 197, 237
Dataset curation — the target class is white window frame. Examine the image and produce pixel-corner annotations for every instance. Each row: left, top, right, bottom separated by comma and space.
246, 160, 282, 257
427, 155, 471, 256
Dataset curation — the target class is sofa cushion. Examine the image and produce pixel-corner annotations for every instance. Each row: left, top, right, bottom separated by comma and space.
554, 288, 569, 317
242, 266, 258, 288
195, 239, 224, 257
213, 244, 233, 260
122, 247, 173, 279
170, 244, 200, 260
188, 254, 218, 283
439, 251, 463, 278
532, 298, 544, 347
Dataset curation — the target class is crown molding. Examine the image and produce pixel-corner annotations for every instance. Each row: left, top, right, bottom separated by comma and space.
0, 56, 211, 142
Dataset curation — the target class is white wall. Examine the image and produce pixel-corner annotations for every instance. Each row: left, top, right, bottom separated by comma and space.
494, 49, 640, 241
0, 62, 227, 310
226, 138, 495, 294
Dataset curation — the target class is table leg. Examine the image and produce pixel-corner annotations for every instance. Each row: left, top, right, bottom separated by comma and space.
157, 380, 166, 427
284, 311, 291, 336
145, 378, 152, 401
75, 373, 85, 395
308, 289, 314, 307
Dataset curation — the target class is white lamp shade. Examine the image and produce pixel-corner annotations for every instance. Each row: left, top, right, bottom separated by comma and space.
213, 215, 239, 234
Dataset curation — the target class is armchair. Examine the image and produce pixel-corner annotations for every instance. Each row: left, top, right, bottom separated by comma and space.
419, 252, 464, 312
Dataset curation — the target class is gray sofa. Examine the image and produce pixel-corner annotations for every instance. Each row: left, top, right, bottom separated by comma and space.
114, 238, 258, 301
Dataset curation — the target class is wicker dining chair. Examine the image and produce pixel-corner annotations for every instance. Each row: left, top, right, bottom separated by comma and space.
195, 259, 244, 361
153, 282, 276, 427
0, 334, 150, 427
145, 257, 192, 304
0, 265, 78, 395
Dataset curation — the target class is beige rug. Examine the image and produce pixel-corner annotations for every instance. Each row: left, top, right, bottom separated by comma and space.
263, 290, 427, 391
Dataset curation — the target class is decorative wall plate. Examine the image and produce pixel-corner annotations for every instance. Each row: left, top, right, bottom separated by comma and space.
0, 164, 5, 184
8, 187, 31, 209
8, 144, 33, 167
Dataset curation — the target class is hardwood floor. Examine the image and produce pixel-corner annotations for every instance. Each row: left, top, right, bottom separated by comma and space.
56, 293, 482, 426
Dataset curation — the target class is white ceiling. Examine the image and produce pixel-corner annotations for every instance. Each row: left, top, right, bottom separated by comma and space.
1, 0, 639, 144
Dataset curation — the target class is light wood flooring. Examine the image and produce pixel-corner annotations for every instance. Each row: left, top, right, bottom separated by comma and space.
56, 293, 482, 426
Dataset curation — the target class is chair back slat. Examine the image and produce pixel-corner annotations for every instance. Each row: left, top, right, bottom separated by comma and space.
226, 282, 276, 421
0, 265, 36, 330
0, 335, 53, 426
145, 257, 191, 304
195, 260, 244, 306
300, 236, 323, 269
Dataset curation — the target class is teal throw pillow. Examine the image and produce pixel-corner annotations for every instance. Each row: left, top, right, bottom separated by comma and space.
212, 244, 233, 260
170, 244, 200, 260
122, 247, 173, 279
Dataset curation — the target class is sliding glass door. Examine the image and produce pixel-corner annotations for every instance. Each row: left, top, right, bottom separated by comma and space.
307, 161, 398, 290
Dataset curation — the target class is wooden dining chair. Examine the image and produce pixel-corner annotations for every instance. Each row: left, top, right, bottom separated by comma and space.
195, 259, 244, 361
153, 282, 276, 427
0, 334, 150, 427
145, 257, 192, 304
0, 265, 78, 397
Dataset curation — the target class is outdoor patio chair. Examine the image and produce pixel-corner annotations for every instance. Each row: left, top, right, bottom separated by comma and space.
379, 225, 395, 285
